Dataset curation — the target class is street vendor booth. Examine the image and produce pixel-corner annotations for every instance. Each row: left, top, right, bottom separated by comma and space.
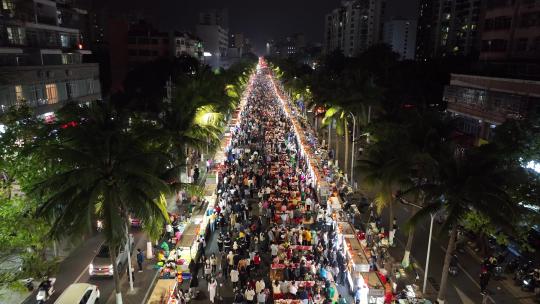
341, 235, 388, 303
147, 279, 181, 304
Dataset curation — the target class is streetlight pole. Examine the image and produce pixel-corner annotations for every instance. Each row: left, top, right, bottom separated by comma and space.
366, 105, 371, 144
398, 196, 436, 296
349, 112, 356, 187
423, 212, 435, 294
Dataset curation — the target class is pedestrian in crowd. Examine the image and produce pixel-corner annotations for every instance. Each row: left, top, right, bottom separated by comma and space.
208, 278, 218, 303
186, 64, 384, 304
230, 267, 239, 289
136, 248, 144, 272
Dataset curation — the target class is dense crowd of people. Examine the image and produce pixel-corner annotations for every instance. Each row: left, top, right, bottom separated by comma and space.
194, 68, 355, 304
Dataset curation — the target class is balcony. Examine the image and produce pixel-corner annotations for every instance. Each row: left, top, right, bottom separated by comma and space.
36, 15, 58, 26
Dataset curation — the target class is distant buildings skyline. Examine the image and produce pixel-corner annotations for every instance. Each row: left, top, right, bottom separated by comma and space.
323, 0, 386, 57
383, 19, 417, 60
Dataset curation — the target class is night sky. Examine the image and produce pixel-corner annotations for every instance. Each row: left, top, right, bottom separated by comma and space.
102, 0, 418, 54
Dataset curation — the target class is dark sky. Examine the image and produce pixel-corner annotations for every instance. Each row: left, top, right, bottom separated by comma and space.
103, 0, 418, 54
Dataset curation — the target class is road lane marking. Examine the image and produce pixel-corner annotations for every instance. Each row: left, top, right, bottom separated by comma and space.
75, 265, 89, 283
439, 245, 495, 303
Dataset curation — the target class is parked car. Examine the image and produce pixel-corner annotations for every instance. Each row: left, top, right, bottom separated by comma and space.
89, 235, 134, 277
54, 283, 100, 304
129, 216, 141, 228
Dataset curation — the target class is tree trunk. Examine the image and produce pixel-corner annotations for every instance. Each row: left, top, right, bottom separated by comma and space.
335, 121, 340, 169
402, 225, 415, 268
403, 195, 422, 267
438, 225, 458, 304
328, 124, 331, 153
110, 245, 123, 304
344, 119, 349, 177
388, 198, 394, 236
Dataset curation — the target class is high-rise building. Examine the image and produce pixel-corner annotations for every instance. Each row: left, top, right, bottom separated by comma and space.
108, 19, 204, 92
273, 33, 307, 58
198, 9, 229, 28
126, 21, 171, 64
196, 9, 229, 68
479, 0, 540, 61
0, 0, 101, 118
415, 0, 483, 60
323, 0, 386, 57
383, 19, 417, 60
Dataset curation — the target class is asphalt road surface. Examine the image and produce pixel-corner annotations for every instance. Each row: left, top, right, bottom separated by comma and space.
23, 228, 146, 304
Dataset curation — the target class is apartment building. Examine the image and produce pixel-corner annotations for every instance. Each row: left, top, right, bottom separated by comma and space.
444, 73, 540, 144
324, 0, 386, 57
0, 0, 101, 118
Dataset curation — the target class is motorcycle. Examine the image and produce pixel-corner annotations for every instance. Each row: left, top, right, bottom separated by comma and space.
36, 277, 56, 304
521, 272, 536, 292
514, 260, 534, 284
96, 220, 103, 232
20, 278, 34, 291
521, 269, 540, 293
449, 254, 459, 276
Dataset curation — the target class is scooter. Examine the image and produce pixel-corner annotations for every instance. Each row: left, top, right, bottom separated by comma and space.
514, 261, 534, 284
449, 254, 459, 276
20, 278, 34, 291
36, 278, 56, 304
521, 269, 540, 292
96, 220, 103, 232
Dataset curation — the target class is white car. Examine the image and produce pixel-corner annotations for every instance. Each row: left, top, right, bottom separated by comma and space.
89, 236, 134, 277
54, 283, 100, 304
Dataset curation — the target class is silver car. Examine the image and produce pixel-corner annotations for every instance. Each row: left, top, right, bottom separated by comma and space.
89, 236, 134, 277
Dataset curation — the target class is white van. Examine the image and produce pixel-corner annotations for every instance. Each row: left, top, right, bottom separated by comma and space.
54, 283, 100, 304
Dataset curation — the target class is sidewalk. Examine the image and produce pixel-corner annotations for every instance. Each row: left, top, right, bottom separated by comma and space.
104, 156, 213, 304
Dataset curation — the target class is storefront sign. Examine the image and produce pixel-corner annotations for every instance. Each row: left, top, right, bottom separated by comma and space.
357, 264, 370, 272
368, 289, 385, 297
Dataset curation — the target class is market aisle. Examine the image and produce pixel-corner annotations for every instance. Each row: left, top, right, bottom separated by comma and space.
152, 59, 393, 304
203, 59, 360, 304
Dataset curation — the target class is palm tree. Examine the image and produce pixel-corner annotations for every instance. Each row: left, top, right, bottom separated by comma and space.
409, 146, 519, 303
322, 106, 351, 174
30, 102, 174, 304
357, 132, 412, 240
399, 111, 456, 267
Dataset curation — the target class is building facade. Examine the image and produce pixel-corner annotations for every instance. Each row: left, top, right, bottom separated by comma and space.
272, 33, 306, 58
324, 0, 385, 57
127, 23, 170, 64
416, 0, 483, 60
170, 32, 203, 59
479, 0, 540, 61
196, 8, 229, 68
383, 19, 417, 60
0, 0, 101, 116
444, 73, 540, 144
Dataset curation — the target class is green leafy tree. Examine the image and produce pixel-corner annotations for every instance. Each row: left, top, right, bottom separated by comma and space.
409, 147, 520, 303
29, 102, 174, 304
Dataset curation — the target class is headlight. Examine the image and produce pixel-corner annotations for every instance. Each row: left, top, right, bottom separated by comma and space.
88, 264, 94, 274
108, 264, 114, 274
523, 280, 529, 285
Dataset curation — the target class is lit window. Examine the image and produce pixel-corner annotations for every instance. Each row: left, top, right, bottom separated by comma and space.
2, 0, 14, 10
6, 26, 25, 45
15, 85, 23, 103
60, 34, 69, 48
45, 84, 58, 104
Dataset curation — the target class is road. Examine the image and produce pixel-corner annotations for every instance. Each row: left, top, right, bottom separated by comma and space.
381, 201, 536, 304
317, 115, 536, 304
23, 228, 146, 304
